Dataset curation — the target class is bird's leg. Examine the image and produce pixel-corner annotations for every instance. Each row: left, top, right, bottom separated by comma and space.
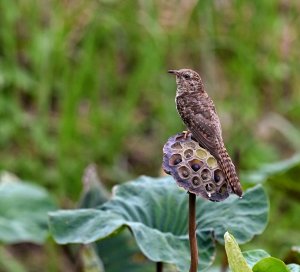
183, 130, 191, 139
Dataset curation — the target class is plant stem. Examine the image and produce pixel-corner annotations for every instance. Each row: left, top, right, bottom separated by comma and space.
220, 246, 228, 272
189, 192, 198, 272
156, 261, 163, 272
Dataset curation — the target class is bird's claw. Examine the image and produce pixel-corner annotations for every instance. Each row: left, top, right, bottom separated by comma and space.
182, 130, 191, 139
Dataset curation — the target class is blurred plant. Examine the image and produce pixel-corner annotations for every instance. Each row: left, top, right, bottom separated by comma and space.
224, 232, 252, 272
49, 175, 268, 271
0, 171, 58, 271
0, 171, 56, 244
1, 0, 300, 201
78, 165, 154, 272
1, 0, 300, 270
224, 232, 300, 272
242, 154, 300, 256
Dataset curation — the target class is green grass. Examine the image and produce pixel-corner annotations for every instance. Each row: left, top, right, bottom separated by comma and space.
2, 0, 299, 198
0, 0, 300, 270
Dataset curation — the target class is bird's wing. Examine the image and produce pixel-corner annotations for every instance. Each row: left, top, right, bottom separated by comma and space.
189, 116, 221, 160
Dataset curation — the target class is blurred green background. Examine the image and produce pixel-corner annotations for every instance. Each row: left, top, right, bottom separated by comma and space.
0, 0, 300, 271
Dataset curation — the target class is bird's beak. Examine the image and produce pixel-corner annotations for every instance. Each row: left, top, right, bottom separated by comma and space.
168, 70, 179, 75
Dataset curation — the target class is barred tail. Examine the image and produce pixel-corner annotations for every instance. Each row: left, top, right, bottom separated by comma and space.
218, 147, 243, 197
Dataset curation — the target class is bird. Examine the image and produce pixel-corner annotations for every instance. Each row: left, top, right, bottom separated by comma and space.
168, 68, 243, 197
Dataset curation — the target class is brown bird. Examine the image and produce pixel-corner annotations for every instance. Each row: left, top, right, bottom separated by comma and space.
168, 68, 243, 197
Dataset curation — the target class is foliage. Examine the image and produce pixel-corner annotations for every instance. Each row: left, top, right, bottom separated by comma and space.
1, 0, 300, 200
224, 232, 300, 272
253, 257, 290, 272
0, 174, 56, 244
243, 249, 270, 268
242, 155, 300, 256
224, 232, 253, 272
0, 247, 27, 272
289, 264, 300, 272
0, 0, 300, 270
49, 176, 268, 271
242, 154, 300, 185
78, 165, 154, 272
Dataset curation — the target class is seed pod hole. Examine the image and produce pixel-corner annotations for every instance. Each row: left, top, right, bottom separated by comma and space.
219, 183, 228, 194
185, 141, 196, 149
171, 142, 183, 150
188, 159, 203, 172
178, 166, 191, 179
196, 149, 207, 159
205, 183, 214, 192
169, 154, 182, 166
207, 156, 218, 168
214, 169, 225, 184
192, 176, 201, 186
184, 149, 194, 159
200, 168, 211, 181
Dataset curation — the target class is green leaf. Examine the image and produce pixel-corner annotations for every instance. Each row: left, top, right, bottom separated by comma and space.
49, 176, 269, 271
93, 229, 154, 272
253, 257, 289, 272
78, 164, 110, 209
78, 167, 153, 272
242, 249, 300, 272
50, 208, 214, 271
198, 184, 269, 244
288, 264, 300, 272
50, 176, 214, 271
243, 249, 270, 268
224, 232, 252, 272
242, 154, 300, 184
0, 180, 56, 244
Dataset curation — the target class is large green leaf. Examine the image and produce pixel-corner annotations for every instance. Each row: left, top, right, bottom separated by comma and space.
242, 249, 300, 272
243, 249, 270, 268
253, 257, 289, 272
288, 264, 300, 272
0, 180, 56, 244
50, 176, 215, 271
49, 176, 268, 271
49, 208, 214, 271
93, 229, 154, 272
78, 166, 153, 272
100, 176, 268, 244
198, 184, 268, 244
241, 248, 300, 272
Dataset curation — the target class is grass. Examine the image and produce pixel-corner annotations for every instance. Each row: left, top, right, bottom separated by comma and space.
0, 0, 300, 270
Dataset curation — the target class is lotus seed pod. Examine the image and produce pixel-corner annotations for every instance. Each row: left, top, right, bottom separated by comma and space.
163, 132, 232, 202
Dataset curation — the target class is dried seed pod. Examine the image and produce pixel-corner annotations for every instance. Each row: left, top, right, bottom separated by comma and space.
163, 132, 232, 202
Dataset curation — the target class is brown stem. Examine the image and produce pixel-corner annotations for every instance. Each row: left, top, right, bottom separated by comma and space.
156, 261, 163, 272
189, 192, 198, 272
220, 246, 228, 272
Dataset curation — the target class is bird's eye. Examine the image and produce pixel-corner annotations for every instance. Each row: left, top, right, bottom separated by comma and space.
183, 74, 191, 79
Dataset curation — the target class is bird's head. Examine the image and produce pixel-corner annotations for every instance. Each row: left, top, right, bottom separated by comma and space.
168, 68, 203, 94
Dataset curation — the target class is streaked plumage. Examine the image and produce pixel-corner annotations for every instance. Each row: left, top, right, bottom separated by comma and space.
168, 68, 243, 197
